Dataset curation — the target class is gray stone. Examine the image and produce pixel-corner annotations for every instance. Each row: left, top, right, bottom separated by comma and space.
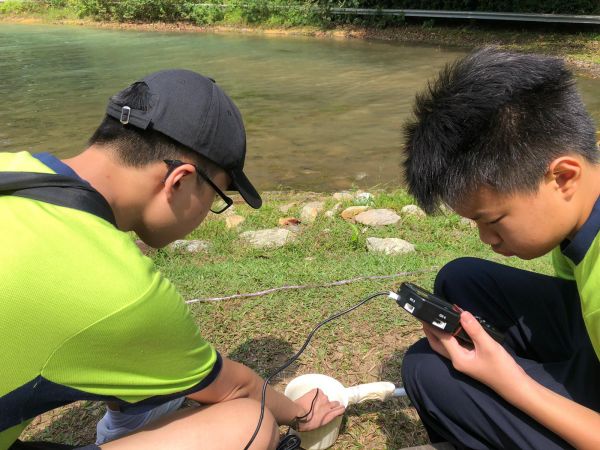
333, 191, 354, 201
355, 192, 374, 205
366, 237, 415, 255
324, 202, 342, 218
285, 225, 302, 234
170, 239, 210, 253
300, 201, 325, 223
401, 204, 426, 217
240, 228, 294, 249
279, 202, 296, 213
355, 209, 401, 226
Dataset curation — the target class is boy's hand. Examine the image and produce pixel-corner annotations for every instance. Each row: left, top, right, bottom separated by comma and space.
424, 311, 600, 450
293, 388, 345, 432
422, 311, 526, 394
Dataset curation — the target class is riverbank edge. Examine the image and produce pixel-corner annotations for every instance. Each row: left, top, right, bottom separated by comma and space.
2, 14, 599, 78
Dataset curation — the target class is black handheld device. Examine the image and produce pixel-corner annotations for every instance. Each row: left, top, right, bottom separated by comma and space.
395, 282, 504, 346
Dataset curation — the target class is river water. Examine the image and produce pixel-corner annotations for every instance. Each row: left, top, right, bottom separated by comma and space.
1, 24, 599, 191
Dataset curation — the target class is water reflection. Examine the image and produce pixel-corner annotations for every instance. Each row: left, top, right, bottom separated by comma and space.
1, 24, 598, 191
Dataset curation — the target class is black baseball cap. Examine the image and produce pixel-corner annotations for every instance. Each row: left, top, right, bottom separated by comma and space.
106, 69, 261, 208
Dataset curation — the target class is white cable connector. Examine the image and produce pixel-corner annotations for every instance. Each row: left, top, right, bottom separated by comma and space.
393, 387, 407, 398
388, 290, 399, 301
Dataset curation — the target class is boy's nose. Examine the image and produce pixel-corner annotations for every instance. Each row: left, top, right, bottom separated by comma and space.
478, 225, 502, 246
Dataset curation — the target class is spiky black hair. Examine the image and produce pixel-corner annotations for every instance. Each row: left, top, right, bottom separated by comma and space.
403, 48, 598, 213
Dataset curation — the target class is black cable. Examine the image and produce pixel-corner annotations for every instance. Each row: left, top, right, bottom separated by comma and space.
243, 290, 390, 450
295, 389, 319, 422
276, 433, 301, 450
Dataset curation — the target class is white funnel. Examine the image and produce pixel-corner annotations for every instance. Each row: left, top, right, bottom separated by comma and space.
284, 374, 396, 450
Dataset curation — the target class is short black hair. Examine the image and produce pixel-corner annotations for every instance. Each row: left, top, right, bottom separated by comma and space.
403, 47, 599, 213
88, 82, 217, 175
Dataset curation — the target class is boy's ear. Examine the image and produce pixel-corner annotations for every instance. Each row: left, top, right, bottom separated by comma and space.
163, 164, 196, 202
547, 156, 582, 198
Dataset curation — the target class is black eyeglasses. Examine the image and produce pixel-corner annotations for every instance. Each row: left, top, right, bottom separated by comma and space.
163, 159, 233, 214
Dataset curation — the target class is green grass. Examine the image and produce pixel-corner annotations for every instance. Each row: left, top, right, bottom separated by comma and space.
21, 189, 554, 448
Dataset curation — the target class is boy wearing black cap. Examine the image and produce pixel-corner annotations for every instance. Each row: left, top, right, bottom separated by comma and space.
401, 49, 600, 449
0, 70, 343, 450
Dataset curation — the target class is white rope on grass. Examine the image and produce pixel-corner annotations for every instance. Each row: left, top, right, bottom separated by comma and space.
185, 267, 437, 304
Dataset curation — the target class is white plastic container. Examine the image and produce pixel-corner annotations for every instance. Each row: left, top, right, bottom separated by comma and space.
284, 374, 396, 450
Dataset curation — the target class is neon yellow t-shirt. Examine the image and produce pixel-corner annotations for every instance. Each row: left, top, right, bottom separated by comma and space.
552, 197, 600, 361
0, 152, 220, 449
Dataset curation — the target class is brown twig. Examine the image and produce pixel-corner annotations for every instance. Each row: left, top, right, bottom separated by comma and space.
185, 268, 437, 304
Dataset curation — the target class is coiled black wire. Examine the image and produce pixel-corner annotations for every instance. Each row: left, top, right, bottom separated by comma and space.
243, 291, 391, 450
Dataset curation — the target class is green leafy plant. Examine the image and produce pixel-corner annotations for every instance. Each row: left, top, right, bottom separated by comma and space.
348, 222, 362, 250
185, 0, 225, 25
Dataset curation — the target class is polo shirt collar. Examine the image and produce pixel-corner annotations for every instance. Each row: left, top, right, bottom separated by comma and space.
561, 195, 600, 265
33, 152, 86, 183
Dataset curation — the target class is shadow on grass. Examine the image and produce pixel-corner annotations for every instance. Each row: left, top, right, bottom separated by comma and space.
227, 336, 299, 382
21, 401, 104, 447
380, 347, 429, 448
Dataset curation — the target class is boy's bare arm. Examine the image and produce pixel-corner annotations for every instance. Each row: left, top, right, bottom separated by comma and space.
423, 312, 600, 449
504, 374, 600, 450
187, 356, 344, 431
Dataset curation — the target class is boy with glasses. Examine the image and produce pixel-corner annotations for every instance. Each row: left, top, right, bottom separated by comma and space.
0, 69, 343, 450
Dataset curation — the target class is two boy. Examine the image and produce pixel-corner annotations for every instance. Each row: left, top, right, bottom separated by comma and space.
3, 47, 598, 450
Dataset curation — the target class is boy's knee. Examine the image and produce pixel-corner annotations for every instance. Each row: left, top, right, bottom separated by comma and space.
402, 338, 457, 408
234, 398, 279, 450
434, 257, 486, 295
402, 338, 442, 391
403, 339, 489, 418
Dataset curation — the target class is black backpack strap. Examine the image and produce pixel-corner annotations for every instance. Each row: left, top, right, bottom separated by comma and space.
0, 172, 117, 227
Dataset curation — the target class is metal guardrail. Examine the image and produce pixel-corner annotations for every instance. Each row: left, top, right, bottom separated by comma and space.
329, 8, 600, 25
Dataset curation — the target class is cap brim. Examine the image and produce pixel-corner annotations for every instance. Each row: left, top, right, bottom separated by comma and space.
230, 169, 262, 209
